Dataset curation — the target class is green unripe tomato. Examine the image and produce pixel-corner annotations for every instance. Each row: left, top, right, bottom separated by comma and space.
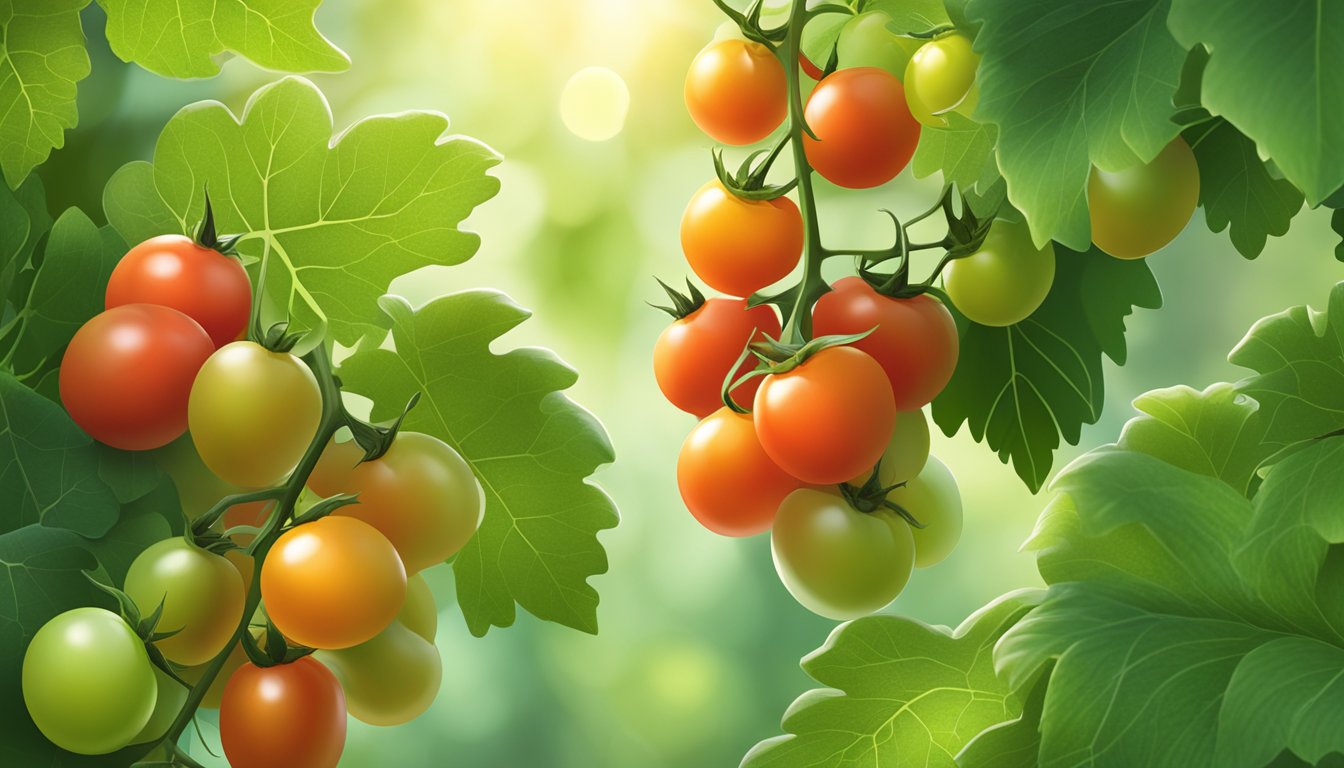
399, 573, 438, 643
771, 488, 916, 620
849, 409, 931, 486
944, 219, 1056, 327
133, 665, 188, 744
22, 607, 157, 755
904, 33, 980, 127
837, 12, 923, 77
1088, 137, 1200, 259
124, 537, 246, 666
885, 455, 963, 568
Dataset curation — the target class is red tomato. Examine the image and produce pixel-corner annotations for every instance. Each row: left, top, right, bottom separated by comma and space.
59, 304, 215, 451
803, 67, 920, 188
677, 408, 800, 536
220, 657, 346, 768
800, 51, 825, 81
753, 346, 896, 484
654, 298, 781, 418
685, 39, 788, 145
812, 277, 959, 409
681, 180, 803, 298
106, 234, 252, 348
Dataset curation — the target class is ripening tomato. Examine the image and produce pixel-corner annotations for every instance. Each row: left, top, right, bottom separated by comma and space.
837, 11, 923, 77
308, 432, 484, 574
1088, 138, 1200, 260
677, 408, 800, 536
261, 516, 406, 650
220, 656, 346, 768
189, 341, 321, 487
685, 39, 788, 145
124, 537, 246, 666
885, 455, 963, 568
754, 346, 896, 484
944, 219, 1056, 327
771, 488, 915, 619
812, 277, 959, 410
681, 180, 803, 298
105, 234, 252, 348
848, 409, 931, 486
654, 298, 781, 418
904, 33, 980, 127
60, 304, 214, 451
22, 608, 158, 755
803, 67, 920, 188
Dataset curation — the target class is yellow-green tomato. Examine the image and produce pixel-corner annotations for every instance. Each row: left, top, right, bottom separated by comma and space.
904, 33, 980, 127
944, 219, 1056, 327
837, 12, 923, 77
132, 665, 188, 744
22, 607, 157, 755
308, 432, 484, 575
849, 409, 931, 486
399, 573, 438, 643
188, 341, 321, 487
124, 537, 246, 666
1088, 138, 1200, 260
885, 455, 963, 568
771, 488, 915, 620
153, 433, 240, 517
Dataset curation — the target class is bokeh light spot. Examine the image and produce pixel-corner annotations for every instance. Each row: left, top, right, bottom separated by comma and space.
560, 66, 630, 142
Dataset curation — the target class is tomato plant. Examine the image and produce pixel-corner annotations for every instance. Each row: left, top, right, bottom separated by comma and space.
220, 656, 347, 768
685, 38, 788, 146
681, 179, 803, 298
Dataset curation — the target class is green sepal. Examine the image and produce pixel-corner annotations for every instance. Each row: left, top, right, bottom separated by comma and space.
345, 392, 419, 462
649, 278, 706, 320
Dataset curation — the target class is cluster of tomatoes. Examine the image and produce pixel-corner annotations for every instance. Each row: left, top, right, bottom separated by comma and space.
24, 227, 484, 766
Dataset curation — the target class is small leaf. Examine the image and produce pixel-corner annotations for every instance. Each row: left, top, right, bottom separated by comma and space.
911, 112, 1000, 193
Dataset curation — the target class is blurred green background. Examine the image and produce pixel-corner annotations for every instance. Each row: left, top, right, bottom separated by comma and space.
46, 1, 1343, 766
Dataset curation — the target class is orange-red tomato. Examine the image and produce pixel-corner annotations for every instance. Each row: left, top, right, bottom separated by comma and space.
812, 278, 959, 410
260, 516, 406, 650
803, 67, 920, 188
105, 234, 252, 348
59, 304, 215, 451
654, 298, 781, 418
681, 180, 803, 298
677, 408, 800, 536
753, 346, 896, 484
685, 39, 788, 145
220, 657, 346, 768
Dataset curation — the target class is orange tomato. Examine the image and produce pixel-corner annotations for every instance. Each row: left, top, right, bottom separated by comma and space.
220, 657, 346, 768
685, 39, 788, 145
681, 180, 803, 298
654, 298, 781, 418
677, 408, 801, 536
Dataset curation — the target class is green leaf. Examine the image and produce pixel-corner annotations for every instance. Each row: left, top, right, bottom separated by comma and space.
1184, 118, 1304, 259
103, 77, 502, 346
97, 0, 349, 79
742, 590, 1042, 768
1333, 209, 1344, 262
800, 5, 850, 72
0, 177, 52, 306
966, 0, 1186, 248
956, 665, 1050, 768
932, 247, 1161, 492
1167, 0, 1344, 205
911, 112, 1000, 193
0, 0, 91, 188
866, 0, 950, 32
336, 292, 617, 636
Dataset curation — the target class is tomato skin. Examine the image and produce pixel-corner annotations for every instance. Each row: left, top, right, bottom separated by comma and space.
189, 341, 321, 487
220, 656, 346, 768
308, 432, 484, 574
681, 180, 803, 298
124, 537, 246, 666
849, 409, 931, 486
398, 572, 438, 643
654, 298, 781, 418
1088, 138, 1200, 260
812, 278, 959, 410
904, 33, 980, 127
677, 407, 800, 536
803, 67, 920, 189
261, 516, 407, 650
771, 489, 915, 619
60, 304, 214, 451
754, 346, 896, 484
132, 666, 188, 744
886, 455, 963, 568
105, 234, 252, 348
685, 39, 788, 145
22, 607, 157, 755
944, 219, 1056, 327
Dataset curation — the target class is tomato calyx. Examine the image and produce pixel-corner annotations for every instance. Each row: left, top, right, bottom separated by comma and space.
82, 572, 193, 689
344, 390, 421, 462
712, 0, 783, 45
650, 278, 707, 321
720, 330, 873, 413
711, 138, 797, 201
193, 189, 245, 256
838, 476, 926, 529
286, 492, 360, 528
241, 618, 313, 669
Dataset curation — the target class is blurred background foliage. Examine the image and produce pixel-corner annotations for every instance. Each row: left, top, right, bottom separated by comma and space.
47, 1, 1342, 765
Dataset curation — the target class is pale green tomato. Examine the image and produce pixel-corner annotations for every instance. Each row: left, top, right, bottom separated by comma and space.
885, 455, 963, 568
849, 409, 931, 486
124, 537, 246, 666
22, 607, 157, 755
399, 573, 438, 643
1088, 137, 1200, 259
133, 665, 188, 744
837, 12, 923, 77
944, 219, 1056, 327
771, 489, 915, 620
904, 33, 980, 127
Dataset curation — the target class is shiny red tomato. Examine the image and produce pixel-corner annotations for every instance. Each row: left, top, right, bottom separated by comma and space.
220, 657, 346, 768
803, 67, 920, 188
681, 180, 803, 298
59, 304, 215, 450
677, 407, 800, 536
812, 277, 959, 410
106, 234, 252, 348
654, 298, 781, 418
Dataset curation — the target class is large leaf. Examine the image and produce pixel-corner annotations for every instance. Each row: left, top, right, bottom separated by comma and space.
742, 590, 1042, 768
932, 247, 1161, 491
1168, 0, 1344, 205
0, 1, 91, 189
0, 177, 51, 305
337, 292, 617, 636
98, 0, 348, 79
967, 0, 1186, 249
104, 77, 502, 346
